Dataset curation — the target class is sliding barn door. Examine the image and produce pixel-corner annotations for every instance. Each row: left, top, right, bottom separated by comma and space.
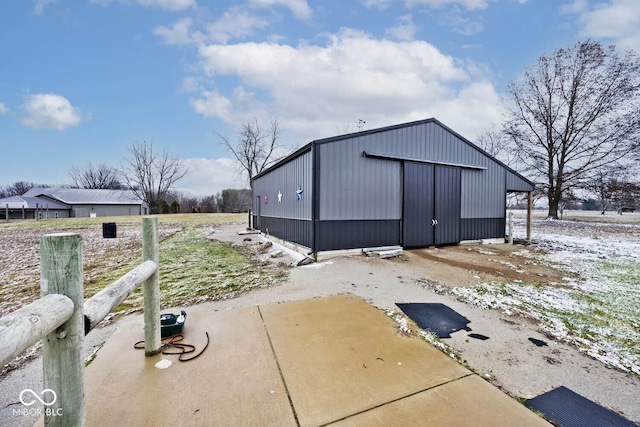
434, 165, 461, 245
402, 162, 461, 247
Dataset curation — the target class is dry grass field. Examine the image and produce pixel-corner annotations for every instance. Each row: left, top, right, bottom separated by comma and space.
0, 213, 287, 320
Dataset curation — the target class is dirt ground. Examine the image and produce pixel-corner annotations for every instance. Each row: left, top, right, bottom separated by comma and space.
2, 223, 639, 427
404, 243, 575, 287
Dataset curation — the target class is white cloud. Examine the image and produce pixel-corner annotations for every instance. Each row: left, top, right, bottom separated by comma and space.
0, 102, 10, 115
431, 81, 501, 134
154, 17, 200, 45
91, 0, 195, 11
34, 0, 55, 15
206, 8, 270, 44
191, 29, 500, 140
386, 15, 419, 41
405, 0, 492, 9
180, 157, 247, 197
361, 0, 393, 9
249, 0, 312, 20
560, 0, 589, 15
21, 93, 86, 131
361, 0, 491, 9
154, 9, 269, 46
439, 6, 484, 35
570, 0, 640, 53
181, 76, 201, 92
189, 89, 233, 122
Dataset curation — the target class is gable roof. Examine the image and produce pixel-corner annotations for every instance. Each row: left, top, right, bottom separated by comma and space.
0, 195, 69, 210
252, 117, 535, 191
22, 188, 143, 205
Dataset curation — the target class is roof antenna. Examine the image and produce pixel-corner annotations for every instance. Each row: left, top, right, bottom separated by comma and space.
357, 119, 366, 132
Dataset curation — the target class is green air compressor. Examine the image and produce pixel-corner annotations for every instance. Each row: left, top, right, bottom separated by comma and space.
160, 310, 186, 338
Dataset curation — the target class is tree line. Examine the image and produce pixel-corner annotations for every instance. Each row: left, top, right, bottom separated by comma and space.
0, 139, 255, 214
0, 179, 252, 214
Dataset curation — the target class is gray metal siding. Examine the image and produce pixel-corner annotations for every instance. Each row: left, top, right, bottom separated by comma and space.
72, 204, 142, 217
318, 121, 507, 221
460, 218, 505, 240
258, 217, 312, 248
252, 151, 312, 221
318, 140, 401, 221
506, 169, 535, 192
460, 168, 505, 219
316, 220, 400, 251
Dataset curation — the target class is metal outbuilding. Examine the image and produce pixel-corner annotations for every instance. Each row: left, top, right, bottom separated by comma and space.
21, 188, 148, 217
0, 195, 70, 220
251, 118, 534, 256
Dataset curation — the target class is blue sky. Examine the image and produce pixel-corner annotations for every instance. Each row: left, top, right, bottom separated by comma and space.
1, 0, 639, 197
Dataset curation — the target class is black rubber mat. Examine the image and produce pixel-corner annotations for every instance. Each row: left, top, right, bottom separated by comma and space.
525, 386, 638, 427
396, 303, 471, 338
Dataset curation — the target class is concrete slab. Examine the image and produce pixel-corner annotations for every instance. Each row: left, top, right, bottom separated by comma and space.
66, 293, 549, 427
259, 294, 471, 427
83, 307, 296, 426
330, 375, 550, 426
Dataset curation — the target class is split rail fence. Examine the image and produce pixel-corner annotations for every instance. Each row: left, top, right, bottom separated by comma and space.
0, 217, 162, 427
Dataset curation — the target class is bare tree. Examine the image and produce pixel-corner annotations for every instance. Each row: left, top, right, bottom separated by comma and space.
0, 181, 49, 197
588, 167, 640, 214
69, 162, 123, 189
505, 40, 640, 218
475, 125, 518, 166
121, 141, 188, 214
218, 117, 283, 186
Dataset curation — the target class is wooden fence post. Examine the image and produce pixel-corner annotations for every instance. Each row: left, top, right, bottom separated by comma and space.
508, 211, 514, 245
40, 233, 85, 427
142, 217, 161, 356
527, 192, 533, 241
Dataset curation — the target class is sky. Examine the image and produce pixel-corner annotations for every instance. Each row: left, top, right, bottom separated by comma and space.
1, 0, 639, 198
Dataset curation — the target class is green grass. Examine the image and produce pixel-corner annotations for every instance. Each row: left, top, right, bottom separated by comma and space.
1, 213, 289, 319
0, 212, 245, 231
111, 225, 288, 312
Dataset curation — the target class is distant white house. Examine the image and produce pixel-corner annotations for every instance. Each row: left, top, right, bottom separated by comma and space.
0, 188, 148, 220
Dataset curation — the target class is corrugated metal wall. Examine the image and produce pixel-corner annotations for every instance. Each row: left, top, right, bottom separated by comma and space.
72, 204, 142, 217
318, 121, 506, 221
318, 139, 401, 221
506, 169, 535, 192
252, 150, 312, 220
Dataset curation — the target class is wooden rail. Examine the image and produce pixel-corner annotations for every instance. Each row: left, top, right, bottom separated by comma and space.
0, 294, 74, 366
84, 260, 157, 334
0, 216, 160, 427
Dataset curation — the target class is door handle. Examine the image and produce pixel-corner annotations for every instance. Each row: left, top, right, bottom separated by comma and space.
431, 219, 438, 226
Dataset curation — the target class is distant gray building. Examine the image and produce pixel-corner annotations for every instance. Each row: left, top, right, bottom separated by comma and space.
0, 195, 70, 220
251, 118, 534, 255
0, 188, 148, 219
